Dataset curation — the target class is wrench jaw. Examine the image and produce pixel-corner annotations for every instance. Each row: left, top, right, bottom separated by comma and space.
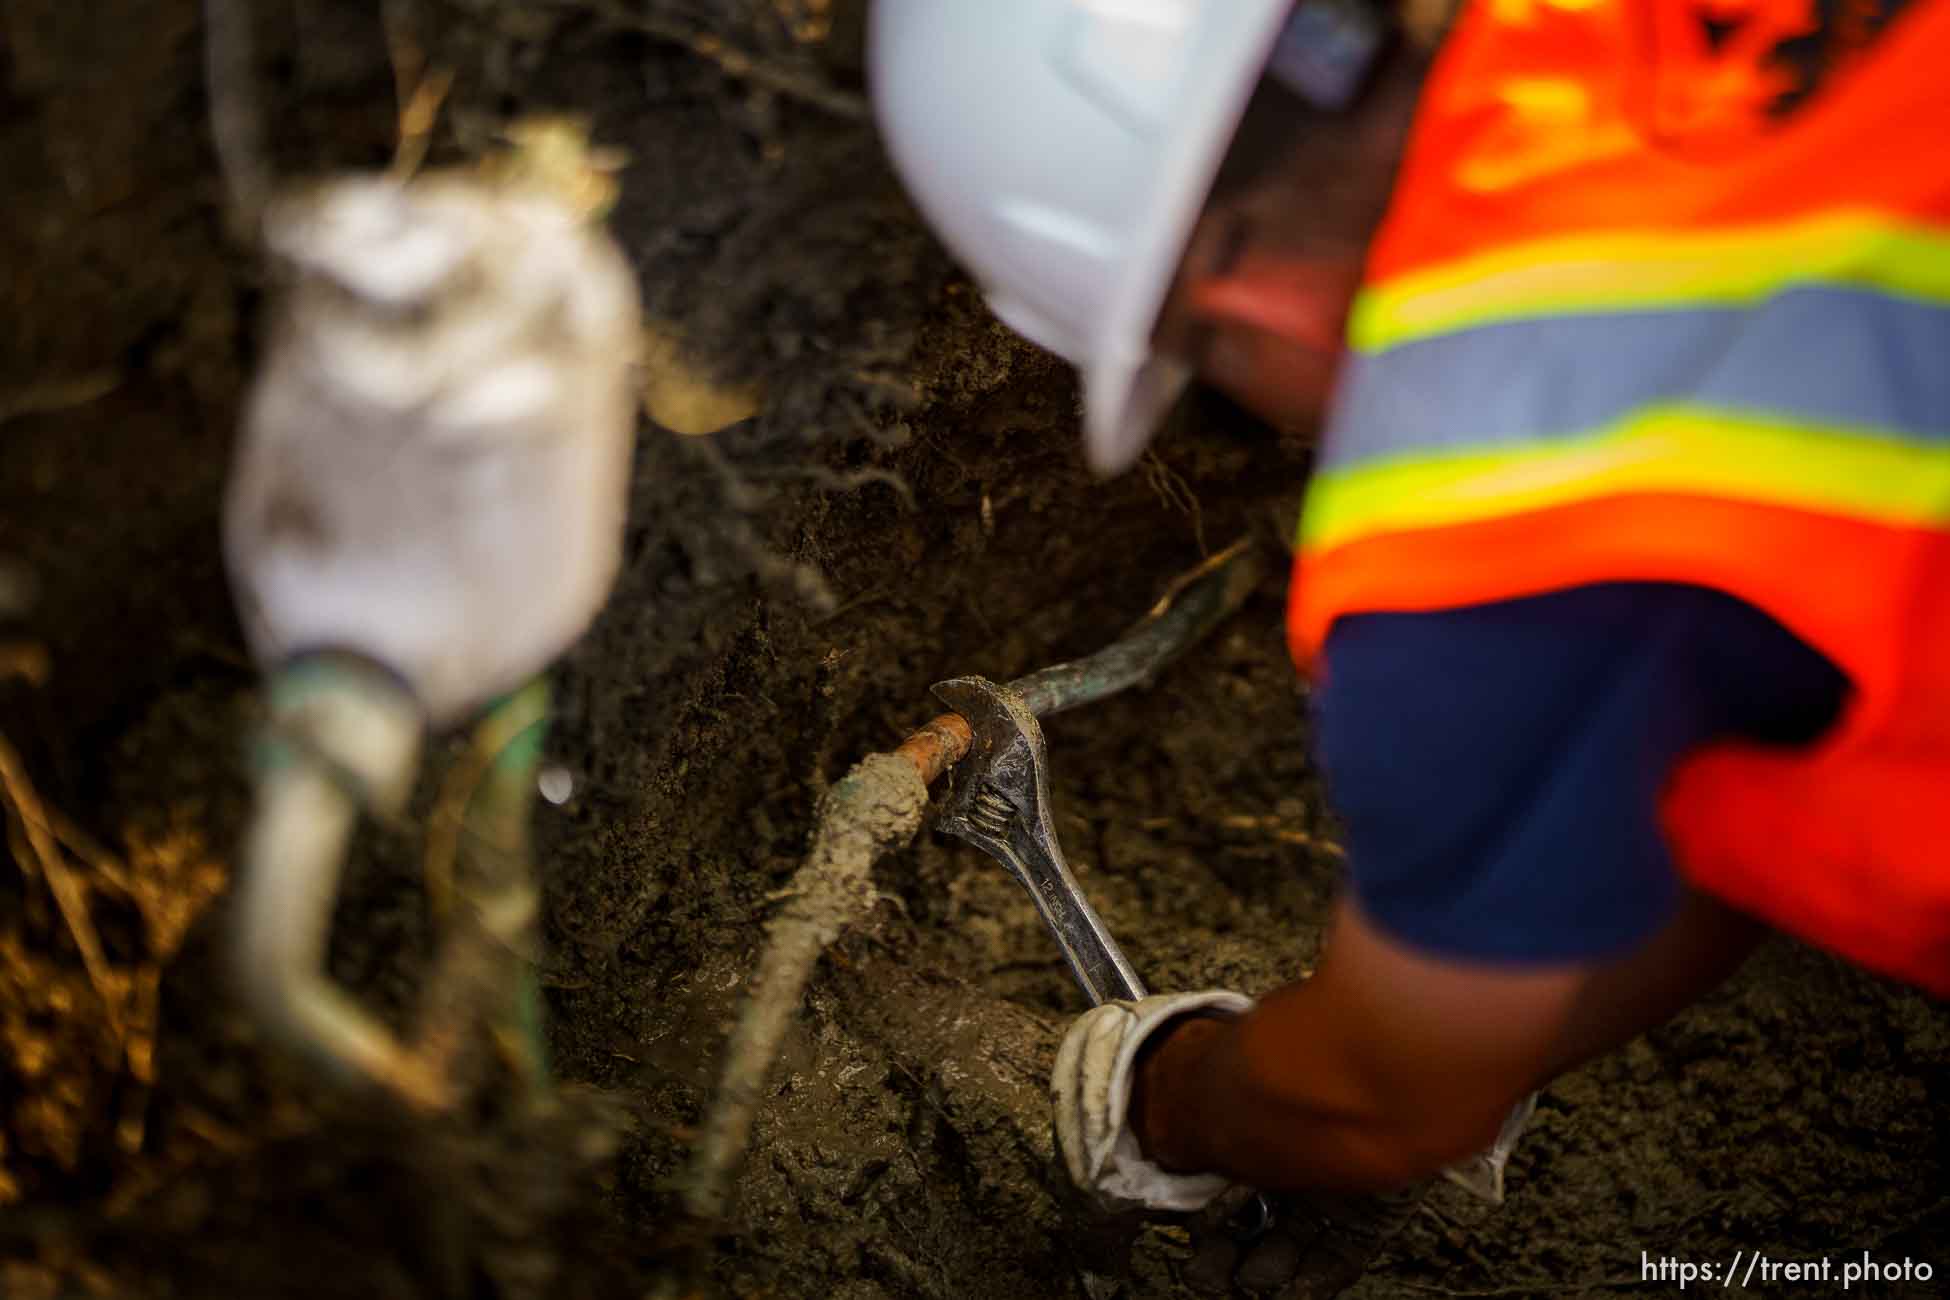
931, 676, 1052, 849
929, 676, 1147, 1005
931, 678, 1044, 789
937, 787, 1035, 893
931, 675, 1059, 901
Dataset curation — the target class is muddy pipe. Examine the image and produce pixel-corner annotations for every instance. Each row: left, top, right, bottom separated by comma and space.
682, 540, 1264, 1224
890, 537, 1266, 782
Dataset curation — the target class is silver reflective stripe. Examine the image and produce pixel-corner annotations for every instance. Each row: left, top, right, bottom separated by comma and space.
1322, 284, 1950, 472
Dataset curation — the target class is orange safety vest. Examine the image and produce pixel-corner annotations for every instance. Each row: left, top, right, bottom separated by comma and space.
1291, 0, 1950, 992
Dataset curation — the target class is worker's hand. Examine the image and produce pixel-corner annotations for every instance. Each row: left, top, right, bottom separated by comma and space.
1180, 1184, 1424, 1297
1052, 990, 1253, 1213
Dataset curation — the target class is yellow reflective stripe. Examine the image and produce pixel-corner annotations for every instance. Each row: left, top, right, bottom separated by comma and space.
1301, 403, 1950, 553
1348, 211, 1950, 354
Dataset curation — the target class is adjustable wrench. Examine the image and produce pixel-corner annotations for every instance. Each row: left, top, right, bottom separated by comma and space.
931, 675, 1144, 1004
926, 538, 1267, 1001
932, 672, 1281, 1236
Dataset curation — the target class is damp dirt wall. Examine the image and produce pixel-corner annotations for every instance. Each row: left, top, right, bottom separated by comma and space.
1, 3, 1945, 1298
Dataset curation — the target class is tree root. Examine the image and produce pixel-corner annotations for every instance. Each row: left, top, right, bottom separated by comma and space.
577, 0, 869, 120
201, 0, 273, 241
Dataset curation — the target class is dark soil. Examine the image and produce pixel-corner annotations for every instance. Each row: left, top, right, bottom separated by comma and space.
2, 2, 1945, 1298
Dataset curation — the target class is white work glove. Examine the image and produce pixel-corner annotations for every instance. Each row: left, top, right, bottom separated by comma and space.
1052, 990, 1254, 1213
1443, 1091, 1537, 1204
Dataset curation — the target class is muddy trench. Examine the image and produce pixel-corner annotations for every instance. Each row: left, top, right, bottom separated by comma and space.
2, 3, 1946, 1298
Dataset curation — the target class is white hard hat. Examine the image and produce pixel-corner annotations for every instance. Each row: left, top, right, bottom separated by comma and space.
870, 0, 1293, 475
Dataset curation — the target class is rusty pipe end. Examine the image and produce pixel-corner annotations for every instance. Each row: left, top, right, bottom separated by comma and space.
892, 712, 973, 786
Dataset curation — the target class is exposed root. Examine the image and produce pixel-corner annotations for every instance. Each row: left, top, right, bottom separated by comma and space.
847, 368, 924, 409
676, 433, 840, 613
201, 0, 273, 240
1210, 812, 1347, 859
576, 0, 869, 120
772, 0, 836, 44
746, 463, 916, 511
682, 714, 970, 1223
383, 1, 454, 180
1140, 451, 1209, 558
0, 732, 121, 1042
1, 762, 228, 1196
0, 372, 125, 428
836, 390, 915, 451
107, 822, 232, 1152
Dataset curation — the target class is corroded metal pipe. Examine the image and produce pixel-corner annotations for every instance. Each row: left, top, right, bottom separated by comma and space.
891, 538, 1265, 781
1010, 538, 1263, 718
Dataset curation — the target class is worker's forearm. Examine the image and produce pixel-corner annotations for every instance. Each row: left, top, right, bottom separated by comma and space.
1544, 888, 1764, 1076
1128, 890, 1767, 1193
1129, 982, 1510, 1191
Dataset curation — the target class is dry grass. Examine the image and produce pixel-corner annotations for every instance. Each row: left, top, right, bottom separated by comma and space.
1, 660, 229, 1206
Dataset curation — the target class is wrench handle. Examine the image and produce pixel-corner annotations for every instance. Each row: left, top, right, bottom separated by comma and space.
994, 826, 1147, 1006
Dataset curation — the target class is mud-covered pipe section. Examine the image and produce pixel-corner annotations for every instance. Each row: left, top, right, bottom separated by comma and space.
682, 751, 933, 1223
